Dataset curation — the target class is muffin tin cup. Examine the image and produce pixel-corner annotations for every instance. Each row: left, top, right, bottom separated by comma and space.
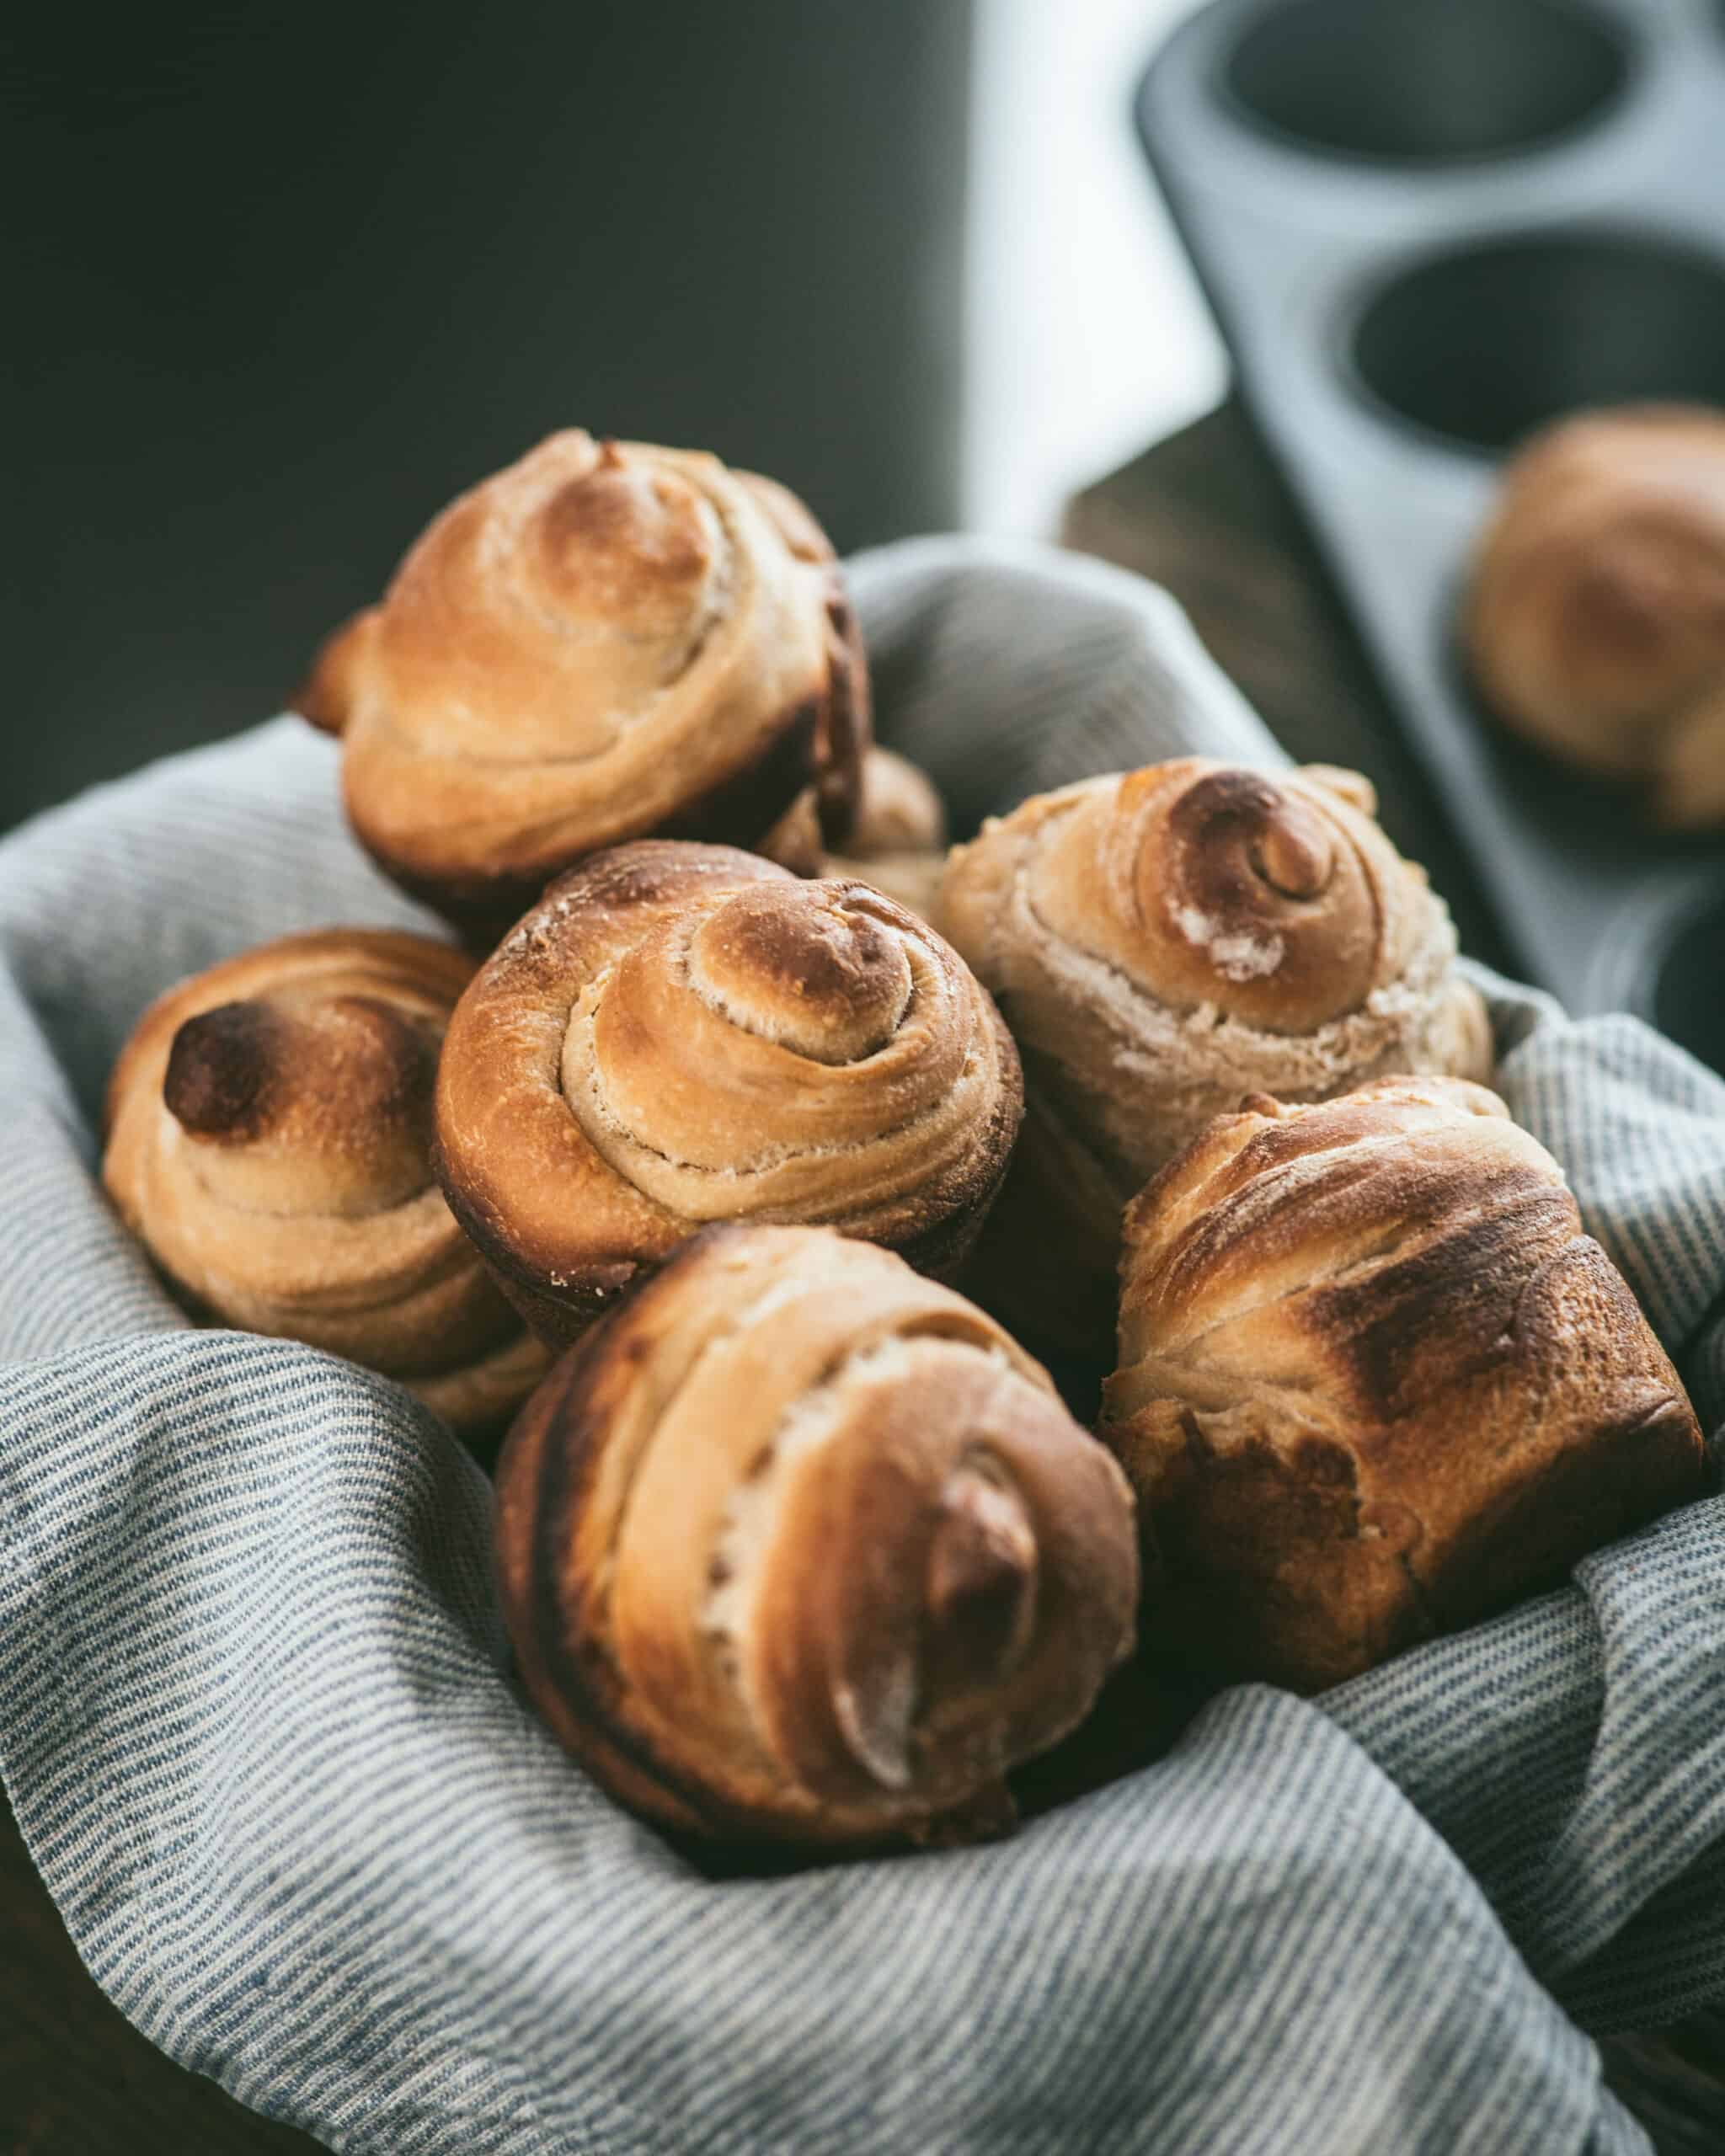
1138, 0, 1725, 1071
1348, 228, 1725, 456
1220, 0, 1636, 168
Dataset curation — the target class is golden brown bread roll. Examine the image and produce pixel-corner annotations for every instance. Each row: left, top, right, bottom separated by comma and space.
1466, 405, 1725, 826
853, 745, 947, 851
817, 745, 950, 919
1101, 1076, 1708, 1693
936, 758, 1493, 1358
433, 841, 1023, 1348
495, 1223, 1140, 1846
102, 931, 546, 1433
299, 430, 869, 934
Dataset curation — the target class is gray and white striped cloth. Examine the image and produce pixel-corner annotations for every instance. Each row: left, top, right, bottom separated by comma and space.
3, 539, 1723, 2155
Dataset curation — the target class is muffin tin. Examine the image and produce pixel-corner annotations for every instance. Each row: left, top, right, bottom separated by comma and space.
1136, 0, 1725, 1073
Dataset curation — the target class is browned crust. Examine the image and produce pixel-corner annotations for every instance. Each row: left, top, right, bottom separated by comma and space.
494, 1223, 1139, 1847
351, 684, 838, 953
496, 1280, 718, 1838
1101, 1079, 1710, 1690
162, 1001, 289, 1139
301, 433, 871, 927
104, 929, 478, 1142
436, 1161, 648, 1353
434, 840, 1023, 1348
729, 466, 868, 846
101, 928, 544, 1435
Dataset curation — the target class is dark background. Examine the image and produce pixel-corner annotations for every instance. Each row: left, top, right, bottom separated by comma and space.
2, 3, 974, 831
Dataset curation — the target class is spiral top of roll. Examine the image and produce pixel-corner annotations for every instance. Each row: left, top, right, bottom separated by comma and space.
495, 1224, 1139, 1844
103, 931, 544, 1433
300, 431, 868, 926
949, 759, 1426, 1033
434, 841, 1023, 1344
1101, 1076, 1706, 1689
937, 759, 1490, 1182
1466, 406, 1725, 826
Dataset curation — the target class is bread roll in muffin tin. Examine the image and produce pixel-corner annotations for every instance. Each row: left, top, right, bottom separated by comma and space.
1137, 0, 1725, 1071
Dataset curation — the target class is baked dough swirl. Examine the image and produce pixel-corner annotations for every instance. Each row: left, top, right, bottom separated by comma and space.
937, 759, 1493, 1357
496, 1224, 1139, 1846
103, 931, 545, 1433
434, 841, 1023, 1346
1466, 405, 1725, 826
1101, 1077, 1707, 1691
300, 430, 869, 933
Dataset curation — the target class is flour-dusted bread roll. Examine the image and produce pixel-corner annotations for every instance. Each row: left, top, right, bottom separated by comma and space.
103, 931, 546, 1433
300, 431, 869, 936
1101, 1077, 1707, 1692
1466, 405, 1725, 827
815, 745, 949, 919
495, 1224, 1140, 1847
434, 841, 1023, 1348
937, 759, 1493, 1358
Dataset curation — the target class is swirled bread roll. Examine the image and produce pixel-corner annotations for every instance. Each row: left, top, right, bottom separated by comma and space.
817, 745, 949, 920
937, 759, 1493, 1357
1101, 1078, 1707, 1692
300, 430, 869, 934
434, 841, 1023, 1347
103, 931, 546, 1433
1466, 406, 1725, 826
495, 1224, 1139, 1846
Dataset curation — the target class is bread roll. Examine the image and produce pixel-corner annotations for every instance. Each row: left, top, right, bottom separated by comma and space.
299, 430, 869, 936
434, 841, 1023, 1347
103, 931, 545, 1433
1466, 405, 1725, 826
937, 759, 1492, 1358
495, 1223, 1140, 1846
817, 745, 949, 919
1102, 1077, 1707, 1692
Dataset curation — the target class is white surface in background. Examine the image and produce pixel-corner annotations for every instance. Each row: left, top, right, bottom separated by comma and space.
963, 0, 1229, 537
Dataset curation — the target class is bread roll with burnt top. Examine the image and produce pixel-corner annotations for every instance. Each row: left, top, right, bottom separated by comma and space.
1101, 1077, 1707, 1691
103, 930, 545, 1433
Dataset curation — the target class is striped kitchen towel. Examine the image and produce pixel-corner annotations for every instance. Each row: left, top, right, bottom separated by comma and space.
3, 538, 1722, 2155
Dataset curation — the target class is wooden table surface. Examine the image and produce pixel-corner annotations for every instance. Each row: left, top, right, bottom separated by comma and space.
2, 397, 1718, 2153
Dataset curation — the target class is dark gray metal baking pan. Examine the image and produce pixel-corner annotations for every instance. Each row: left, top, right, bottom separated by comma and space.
1136, 0, 1725, 1073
